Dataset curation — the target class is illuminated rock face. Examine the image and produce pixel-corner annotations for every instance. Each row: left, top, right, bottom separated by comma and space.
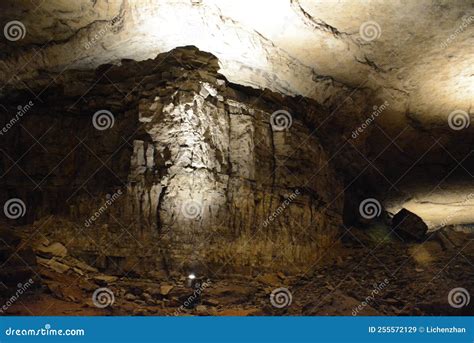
0, 47, 343, 275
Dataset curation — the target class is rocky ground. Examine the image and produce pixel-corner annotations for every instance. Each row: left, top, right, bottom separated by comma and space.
1, 219, 472, 316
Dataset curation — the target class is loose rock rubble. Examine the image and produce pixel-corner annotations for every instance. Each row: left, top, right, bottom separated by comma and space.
1, 220, 472, 316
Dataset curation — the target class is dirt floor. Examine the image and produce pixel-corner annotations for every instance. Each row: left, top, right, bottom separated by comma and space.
1, 224, 473, 316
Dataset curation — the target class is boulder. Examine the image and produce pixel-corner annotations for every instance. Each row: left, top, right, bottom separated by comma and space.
37, 257, 70, 274
125, 293, 137, 301
35, 242, 68, 258
392, 209, 427, 242
159, 285, 174, 296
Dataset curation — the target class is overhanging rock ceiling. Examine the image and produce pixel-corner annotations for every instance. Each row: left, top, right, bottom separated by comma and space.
1, 0, 472, 128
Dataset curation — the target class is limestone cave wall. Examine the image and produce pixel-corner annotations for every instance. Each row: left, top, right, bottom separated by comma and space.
0, 47, 343, 276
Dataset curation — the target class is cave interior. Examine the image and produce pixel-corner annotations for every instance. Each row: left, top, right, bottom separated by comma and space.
0, 0, 473, 316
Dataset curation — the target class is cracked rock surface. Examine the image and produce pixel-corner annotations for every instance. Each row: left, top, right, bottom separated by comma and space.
0, 47, 344, 275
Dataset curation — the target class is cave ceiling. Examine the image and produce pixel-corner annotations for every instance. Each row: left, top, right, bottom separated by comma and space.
1, 0, 472, 124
